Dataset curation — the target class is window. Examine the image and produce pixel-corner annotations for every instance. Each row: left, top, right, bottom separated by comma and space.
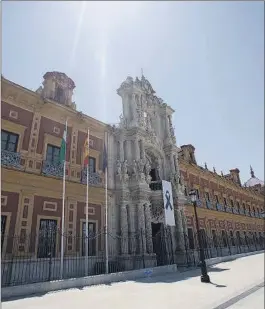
1, 215, 7, 251
200, 229, 207, 248
223, 197, 227, 209
82, 222, 96, 256
212, 230, 218, 247
37, 219, 57, 258
214, 195, 219, 204
46, 144, 60, 163
236, 201, 240, 212
205, 192, 210, 201
230, 231, 235, 246
1, 130, 19, 152
187, 228, 195, 249
236, 231, 242, 246
89, 157, 96, 173
244, 231, 248, 246
221, 230, 228, 247
55, 86, 64, 103
242, 203, 246, 214
230, 199, 234, 212
195, 189, 200, 199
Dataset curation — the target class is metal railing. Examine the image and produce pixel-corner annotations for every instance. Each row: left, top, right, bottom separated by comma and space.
1, 150, 103, 186
1, 228, 264, 288
186, 197, 264, 220
176, 231, 265, 269
1, 150, 21, 169
149, 181, 162, 191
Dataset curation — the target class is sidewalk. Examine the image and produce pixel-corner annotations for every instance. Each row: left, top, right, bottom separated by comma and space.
2, 252, 264, 309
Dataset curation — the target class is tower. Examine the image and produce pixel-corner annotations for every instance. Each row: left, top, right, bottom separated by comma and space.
108, 74, 187, 259
37, 71, 76, 109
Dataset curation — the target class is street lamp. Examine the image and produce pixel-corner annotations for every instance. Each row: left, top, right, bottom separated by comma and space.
189, 189, 210, 283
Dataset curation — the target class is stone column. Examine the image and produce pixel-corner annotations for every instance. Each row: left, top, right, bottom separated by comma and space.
135, 138, 141, 160
144, 204, 153, 253
170, 153, 175, 172
137, 203, 147, 254
165, 114, 170, 137
120, 138, 124, 161
128, 205, 137, 254
120, 204, 128, 254
140, 140, 145, 160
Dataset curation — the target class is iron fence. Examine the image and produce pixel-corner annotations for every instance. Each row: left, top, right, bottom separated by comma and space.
176, 230, 265, 269
1, 228, 264, 287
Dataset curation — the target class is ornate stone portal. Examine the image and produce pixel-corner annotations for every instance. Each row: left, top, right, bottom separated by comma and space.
107, 74, 187, 257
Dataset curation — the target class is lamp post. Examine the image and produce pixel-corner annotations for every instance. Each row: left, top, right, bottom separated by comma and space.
189, 189, 210, 283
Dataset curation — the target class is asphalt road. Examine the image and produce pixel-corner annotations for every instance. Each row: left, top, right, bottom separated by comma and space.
2, 253, 264, 309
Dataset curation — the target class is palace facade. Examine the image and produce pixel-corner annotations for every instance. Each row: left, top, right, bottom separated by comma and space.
1, 72, 264, 269
178, 145, 264, 250
1, 73, 107, 259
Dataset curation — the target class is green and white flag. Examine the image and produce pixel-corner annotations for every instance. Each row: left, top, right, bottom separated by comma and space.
59, 127, 67, 163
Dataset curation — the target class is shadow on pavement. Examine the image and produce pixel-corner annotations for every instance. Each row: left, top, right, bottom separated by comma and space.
133, 265, 229, 285
2, 265, 229, 303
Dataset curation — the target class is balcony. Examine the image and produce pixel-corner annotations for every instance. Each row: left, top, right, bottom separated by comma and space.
81, 168, 102, 186
196, 199, 202, 207
149, 181, 162, 191
226, 206, 232, 213
216, 203, 223, 211
232, 207, 239, 215
1, 151, 103, 186
206, 200, 212, 209
42, 160, 64, 178
239, 209, 245, 215
1, 150, 21, 169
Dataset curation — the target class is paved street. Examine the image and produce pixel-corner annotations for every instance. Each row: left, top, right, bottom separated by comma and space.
2, 253, 264, 309
225, 286, 264, 309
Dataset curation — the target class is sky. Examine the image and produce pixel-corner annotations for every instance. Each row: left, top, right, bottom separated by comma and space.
2, 1, 264, 183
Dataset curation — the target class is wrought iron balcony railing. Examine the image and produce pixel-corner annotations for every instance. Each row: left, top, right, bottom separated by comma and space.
42, 160, 64, 178
1, 150, 21, 168
239, 209, 245, 215
216, 203, 223, 211
149, 181, 162, 191
196, 199, 202, 207
81, 168, 102, 186
206, 200, 212, 209
226, 206, 232, 213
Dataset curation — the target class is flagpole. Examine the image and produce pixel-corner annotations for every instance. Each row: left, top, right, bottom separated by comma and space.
85, 129, 90, 276
60, 119, 67, 280
105, 132, 109, 274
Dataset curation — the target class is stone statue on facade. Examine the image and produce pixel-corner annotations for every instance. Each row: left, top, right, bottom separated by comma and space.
145, 160, 151, 177
132, 160, 138, 175
138, 158, 145, 174
116, 160, 122, 175
122, 160, 128, 175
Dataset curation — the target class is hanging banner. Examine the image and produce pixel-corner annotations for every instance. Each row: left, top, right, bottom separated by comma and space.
162, 180, 176, 226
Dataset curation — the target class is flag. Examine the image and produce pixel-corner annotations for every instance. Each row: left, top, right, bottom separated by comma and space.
103, 142, 107, 172
83, 132, 89, 166
59, 129, 67, 163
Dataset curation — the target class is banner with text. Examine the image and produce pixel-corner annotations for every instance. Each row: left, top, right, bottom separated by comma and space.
162, 180, 176, 226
